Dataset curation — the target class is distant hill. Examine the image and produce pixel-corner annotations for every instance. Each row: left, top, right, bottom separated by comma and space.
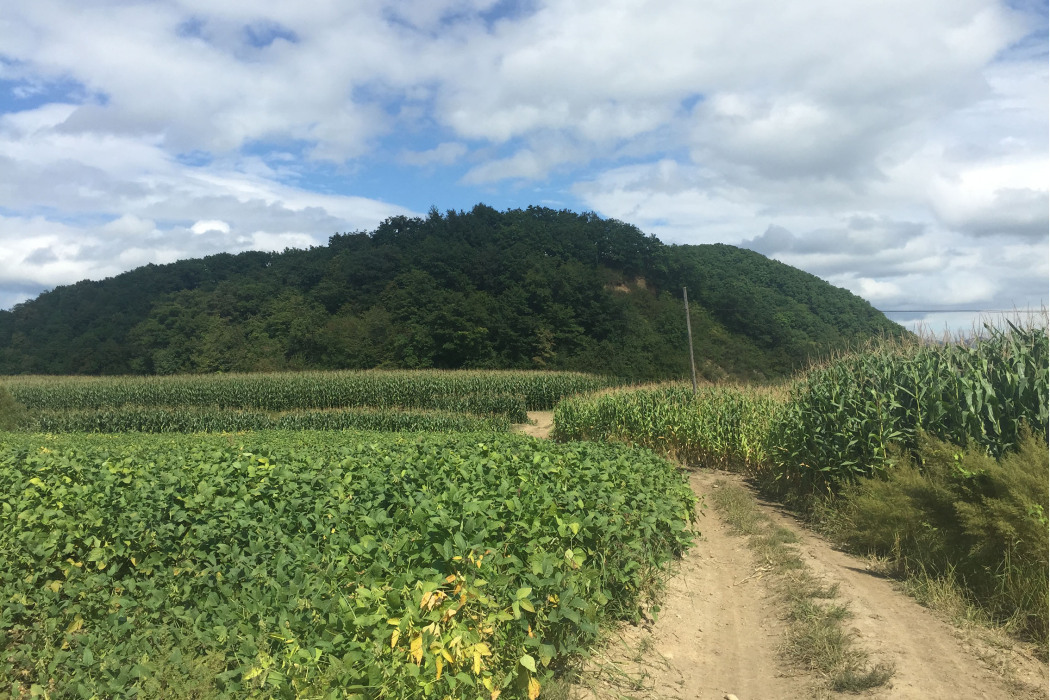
0, 205, 905, 380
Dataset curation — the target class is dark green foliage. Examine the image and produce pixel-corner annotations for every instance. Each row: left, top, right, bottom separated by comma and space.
0, 431, 696, 698
826, 433, 1049, 645
0, 205, 901, 380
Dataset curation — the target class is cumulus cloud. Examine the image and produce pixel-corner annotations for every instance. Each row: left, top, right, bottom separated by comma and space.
191, 220, 232, 235
0, 0, 1044, 333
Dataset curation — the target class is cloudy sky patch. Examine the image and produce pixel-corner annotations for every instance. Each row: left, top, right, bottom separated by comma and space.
0, 0, 1045, 332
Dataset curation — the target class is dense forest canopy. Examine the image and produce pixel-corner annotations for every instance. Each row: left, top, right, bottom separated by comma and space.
0, 205, 904, 379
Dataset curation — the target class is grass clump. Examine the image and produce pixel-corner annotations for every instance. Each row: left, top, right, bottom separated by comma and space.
824, 432, 1049, 650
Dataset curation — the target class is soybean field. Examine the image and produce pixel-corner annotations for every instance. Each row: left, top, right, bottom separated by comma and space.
0, 369, 702, 700
0, 431, 695, 698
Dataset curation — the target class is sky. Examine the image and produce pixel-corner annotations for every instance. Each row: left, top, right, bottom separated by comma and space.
0, 0, 1046, 335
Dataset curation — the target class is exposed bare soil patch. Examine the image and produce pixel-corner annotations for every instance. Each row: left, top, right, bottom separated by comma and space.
512, 410, 555, 439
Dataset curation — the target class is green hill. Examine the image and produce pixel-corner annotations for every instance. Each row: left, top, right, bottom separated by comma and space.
0, 205, 904, 379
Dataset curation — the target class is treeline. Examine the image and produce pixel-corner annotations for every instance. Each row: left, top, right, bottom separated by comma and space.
0, 205, 902, 379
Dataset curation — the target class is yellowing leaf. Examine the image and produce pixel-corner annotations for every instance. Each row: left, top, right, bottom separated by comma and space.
410, 635, 423, 665
66, 616, 84, 634
528, 677, 541, 700
473, 652, 482, 675
435, 655, 443, 680
490, 691, 501, 700
390, 629, 400, 649
48, 580, 62, 593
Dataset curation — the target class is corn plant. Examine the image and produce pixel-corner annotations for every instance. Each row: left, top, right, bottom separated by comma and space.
766, 322, 1049, 492
1, 370, 620, 423
29, 406, 511, 434
553, 383, 781, 470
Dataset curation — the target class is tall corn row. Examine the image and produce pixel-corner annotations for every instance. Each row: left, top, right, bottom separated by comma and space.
552, 385, 778, 470
31, 406, 510, 433
1, 370, 618, 419
767, 323, 1049, 492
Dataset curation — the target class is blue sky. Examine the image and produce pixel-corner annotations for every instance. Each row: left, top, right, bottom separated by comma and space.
0, 0, 1046, 334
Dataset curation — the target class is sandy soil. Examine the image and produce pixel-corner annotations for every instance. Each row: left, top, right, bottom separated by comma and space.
571, 471, 819, 700
512, 410, 555, 439
573, 471, 1049, 700
508, 416, 1049, 699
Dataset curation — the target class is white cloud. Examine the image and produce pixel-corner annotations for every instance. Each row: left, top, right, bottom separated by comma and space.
928, 158, 1049, 237
0, 98, 412, 303
462, 148, 548, 184
0, 0, 1044, 335
191, 219, 231, 235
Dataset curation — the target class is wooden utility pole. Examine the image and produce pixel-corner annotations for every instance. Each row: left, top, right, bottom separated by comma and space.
683, 287, 698, 394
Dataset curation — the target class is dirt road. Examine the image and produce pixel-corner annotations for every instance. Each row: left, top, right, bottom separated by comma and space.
573, 470, 1048, 699
573, 471, 814, 699
510, 416, 1048, 699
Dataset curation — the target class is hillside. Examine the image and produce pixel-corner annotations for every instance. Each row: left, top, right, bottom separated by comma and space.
0, 205, 903, 379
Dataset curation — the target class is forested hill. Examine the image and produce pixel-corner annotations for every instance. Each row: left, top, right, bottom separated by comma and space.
0, 205, 904, 379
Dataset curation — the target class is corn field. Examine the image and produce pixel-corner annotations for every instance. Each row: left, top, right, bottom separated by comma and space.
552, 384, 781, 470
552, 323, 1049, 493
766, 323, 1049, 491
28, 406, 510, 434
2, 370, 620, 428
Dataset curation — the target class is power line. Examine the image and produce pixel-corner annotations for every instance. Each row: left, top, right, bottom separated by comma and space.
878, 309, 1045, 314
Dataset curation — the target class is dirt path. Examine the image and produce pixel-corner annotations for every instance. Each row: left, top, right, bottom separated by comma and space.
572, 470, 1049, 700
754, 486, 1050, 700
572, 471, 816, 700
512, 410, 554, 439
